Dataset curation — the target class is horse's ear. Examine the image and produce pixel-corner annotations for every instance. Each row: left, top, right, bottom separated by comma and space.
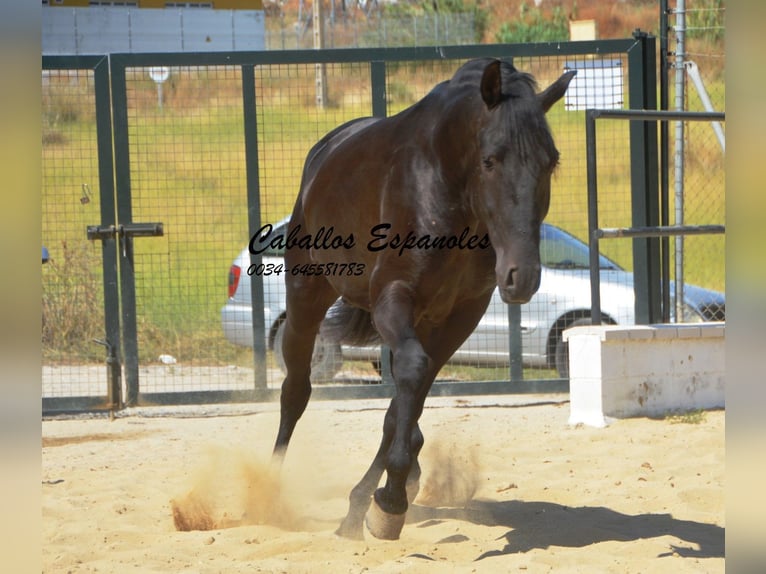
538, 70, 577, 113
480, 60, 503, 110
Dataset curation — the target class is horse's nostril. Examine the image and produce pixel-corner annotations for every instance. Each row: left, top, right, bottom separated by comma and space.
506, 267, 517, 288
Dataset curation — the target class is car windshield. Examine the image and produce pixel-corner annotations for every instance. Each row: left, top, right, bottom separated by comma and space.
540, 224, 621, 271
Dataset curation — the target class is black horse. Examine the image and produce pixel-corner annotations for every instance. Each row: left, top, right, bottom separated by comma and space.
270, 58, 575, 540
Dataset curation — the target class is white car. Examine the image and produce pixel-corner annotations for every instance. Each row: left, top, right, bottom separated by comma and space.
221, 217, 725, 380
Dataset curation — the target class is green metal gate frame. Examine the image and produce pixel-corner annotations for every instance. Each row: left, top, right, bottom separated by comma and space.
43, 34, 659, 412
42, 55, 122, 414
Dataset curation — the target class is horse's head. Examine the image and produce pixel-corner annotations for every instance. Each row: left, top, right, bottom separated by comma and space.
470, 59, 575, 304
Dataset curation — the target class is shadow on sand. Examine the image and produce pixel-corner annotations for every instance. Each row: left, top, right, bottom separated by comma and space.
406, 499, 724, 560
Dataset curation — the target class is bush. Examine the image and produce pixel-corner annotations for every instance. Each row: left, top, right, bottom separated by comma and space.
687, 0, 725, 42
42, 241, 105, 362
494, 3, 569, 44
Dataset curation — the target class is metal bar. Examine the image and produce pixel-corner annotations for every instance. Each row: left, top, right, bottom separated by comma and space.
508, 304, 523, 381
86, 225, 114, 241
42, 54, 105, 69
595, 225, 724, 239
686, 61, 725, 152
133, 378, 570, 406
103, 39, 639, 68
370, 60, 393, 386
241, 63, 269, 394
586, 110, 602, 326
660, 0, 671, 323
370, 60, 387, 119
122, 222, 164, 237
93, 55, 123, 411
627, 31, 661, 324
674, 0, 687, 326
587, 109, 724, 121
87, 223, 164, 240
586, 108, 724, 325
109, 54, 141, 407
43, 396, 120, 415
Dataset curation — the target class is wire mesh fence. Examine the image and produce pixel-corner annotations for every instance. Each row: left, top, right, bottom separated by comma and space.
123, 65, 258, 395
236, 51, 640, 385
41, 32, 725, 409
667, 0, 726, 310
266, 11, 477, 50
42, 68, 109, 401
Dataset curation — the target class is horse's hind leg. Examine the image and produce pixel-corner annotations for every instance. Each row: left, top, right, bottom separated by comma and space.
272, 274, 337, 460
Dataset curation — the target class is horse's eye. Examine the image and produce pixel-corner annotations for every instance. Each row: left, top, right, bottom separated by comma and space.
482, 156, 494, 171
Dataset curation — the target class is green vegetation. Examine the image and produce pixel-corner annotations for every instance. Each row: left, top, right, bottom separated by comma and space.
42, 241, 105, 362
666, 409, 707, 425
383, 0, 490, 44
687, 0, 725, 43
494, 3, 569, 44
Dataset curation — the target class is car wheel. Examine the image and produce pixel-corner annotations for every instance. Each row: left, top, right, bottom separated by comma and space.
273, 320, 343, 383
554, 317, 592, 379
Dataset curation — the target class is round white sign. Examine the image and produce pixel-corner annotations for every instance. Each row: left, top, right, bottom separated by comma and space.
148, 66, 170, 83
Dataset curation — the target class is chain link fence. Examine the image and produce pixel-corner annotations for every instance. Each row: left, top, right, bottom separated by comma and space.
266, 11, 477, 50
667, 0, 726, 297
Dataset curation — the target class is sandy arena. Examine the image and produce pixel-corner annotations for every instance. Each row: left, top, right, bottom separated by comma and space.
42, 394, 724, 573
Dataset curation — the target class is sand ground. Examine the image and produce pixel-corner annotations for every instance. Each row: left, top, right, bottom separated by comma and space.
42, 394, 724, 573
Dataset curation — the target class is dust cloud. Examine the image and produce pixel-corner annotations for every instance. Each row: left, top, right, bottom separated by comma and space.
171, 446, 298, 532
171, 431, 483, 532
415, 433, 482, 508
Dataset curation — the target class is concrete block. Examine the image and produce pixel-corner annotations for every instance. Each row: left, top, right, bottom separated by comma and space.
566, 323, 725, 427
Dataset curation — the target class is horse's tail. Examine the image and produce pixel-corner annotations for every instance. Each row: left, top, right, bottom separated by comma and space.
320, 299, 381, 346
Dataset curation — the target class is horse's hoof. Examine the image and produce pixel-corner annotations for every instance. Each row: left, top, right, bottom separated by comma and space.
365, 499, 406, 540
335, 520, 364, 541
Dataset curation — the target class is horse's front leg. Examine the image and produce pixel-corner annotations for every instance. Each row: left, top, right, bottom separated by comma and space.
337, 287, 493, 540
335, 409, 424, 540
364, 281, 432, 540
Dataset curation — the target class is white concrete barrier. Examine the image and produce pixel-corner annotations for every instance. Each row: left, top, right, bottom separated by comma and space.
564, 323, 725, 427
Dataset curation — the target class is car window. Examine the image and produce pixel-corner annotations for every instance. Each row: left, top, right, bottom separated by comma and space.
540, 224, 621, 270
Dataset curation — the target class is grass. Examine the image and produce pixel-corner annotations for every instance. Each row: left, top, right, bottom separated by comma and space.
666, 409, 707, 425
42, 62, 726, 375
42, 241, 105, 363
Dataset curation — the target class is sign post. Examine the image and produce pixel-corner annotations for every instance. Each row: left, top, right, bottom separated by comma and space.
148, 66, 170, 110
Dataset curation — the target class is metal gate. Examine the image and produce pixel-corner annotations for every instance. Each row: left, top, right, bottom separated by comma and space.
43, 36, 661, 413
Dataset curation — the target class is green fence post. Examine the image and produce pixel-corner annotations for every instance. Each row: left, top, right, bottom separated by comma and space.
109, 54, 140, 406
241, 63, 269, 395
627, 31, 661, 324
93, 56, 123, 409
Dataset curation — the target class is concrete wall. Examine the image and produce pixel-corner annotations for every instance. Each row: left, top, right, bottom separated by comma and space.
565, 323, 725, 427
43, 7, 265, 55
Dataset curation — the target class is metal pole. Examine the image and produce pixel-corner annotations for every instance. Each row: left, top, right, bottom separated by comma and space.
508, 304, 523, 382
660, 0, 671, 323
673, 0, 686, 322
241, 64, 268, 394
586, 110, 602, 326
685, 61, 726, 152
314, 0, 327, 108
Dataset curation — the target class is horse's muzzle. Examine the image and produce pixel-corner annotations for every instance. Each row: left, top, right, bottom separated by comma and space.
497, 265, 541, 304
